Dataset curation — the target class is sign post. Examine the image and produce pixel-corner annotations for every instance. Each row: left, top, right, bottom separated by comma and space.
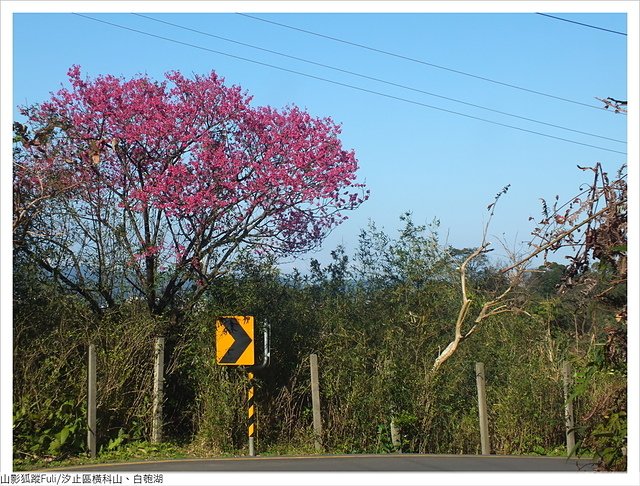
215, 316, 269, 456
247, 371, 256, 456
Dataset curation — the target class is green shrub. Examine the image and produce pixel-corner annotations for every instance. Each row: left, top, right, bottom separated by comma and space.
14, 399, 85, 460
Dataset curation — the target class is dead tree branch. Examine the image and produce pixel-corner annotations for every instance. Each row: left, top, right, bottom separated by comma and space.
431, 166, 625, 373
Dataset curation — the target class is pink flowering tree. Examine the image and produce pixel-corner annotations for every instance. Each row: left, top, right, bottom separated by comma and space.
14, 66, 367, 316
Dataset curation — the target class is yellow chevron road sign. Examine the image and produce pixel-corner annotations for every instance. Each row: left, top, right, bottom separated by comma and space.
216, 316, 255, 366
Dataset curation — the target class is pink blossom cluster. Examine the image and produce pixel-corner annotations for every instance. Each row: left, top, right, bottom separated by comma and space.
18, 66, 368, 265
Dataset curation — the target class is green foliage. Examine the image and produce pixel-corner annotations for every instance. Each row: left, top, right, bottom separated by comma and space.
570, 344, 627, 471
14, 211, 625, 469
97, 440, 184, 462
102, 428, 129, 453
490, 359, 564, 454
375, 423, 396, 453
592, 410, 627, 470
13, 264, 164, 459
14, 399, 85, 459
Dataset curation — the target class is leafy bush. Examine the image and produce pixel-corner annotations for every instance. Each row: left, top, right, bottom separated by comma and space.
13, 213, 625, 467
14, 399, 85, 459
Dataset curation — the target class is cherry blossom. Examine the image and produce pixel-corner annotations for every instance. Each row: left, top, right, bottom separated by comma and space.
14, 66, 368, 314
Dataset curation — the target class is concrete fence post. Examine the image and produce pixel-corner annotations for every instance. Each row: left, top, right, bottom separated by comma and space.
152, 337, 165, 443
310, 353, 323, 452
390, 417, 402, 453
475, 362, 491, 455
87, 344, 97, 458
563, 361, 576, 456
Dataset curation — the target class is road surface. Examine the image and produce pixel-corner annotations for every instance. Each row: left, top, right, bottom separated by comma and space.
54, 454, 595, 472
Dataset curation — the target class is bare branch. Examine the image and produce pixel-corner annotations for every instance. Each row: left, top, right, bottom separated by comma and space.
501, 204, 614, 275
430, 169, 623, 374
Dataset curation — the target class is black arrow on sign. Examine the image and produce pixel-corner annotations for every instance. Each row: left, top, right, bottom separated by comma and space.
219, 317, 252, 364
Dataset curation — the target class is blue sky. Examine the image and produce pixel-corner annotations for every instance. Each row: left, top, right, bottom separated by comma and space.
2, 2, 639, 482
9, 6, 631, 271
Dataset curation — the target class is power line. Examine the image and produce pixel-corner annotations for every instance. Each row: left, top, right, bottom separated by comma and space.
236, 13, 616, 113
72, 14, 626, 156
536, 13, 627, 36
133, 13, 625, 145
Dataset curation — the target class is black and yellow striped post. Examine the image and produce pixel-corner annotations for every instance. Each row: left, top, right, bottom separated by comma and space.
247, 371, 256, 456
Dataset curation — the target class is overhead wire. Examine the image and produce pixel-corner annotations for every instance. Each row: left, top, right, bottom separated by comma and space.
535, 13, 627, 36
72, 13, 627, 156
236, 13, 618, 113
133, 13, 625, 145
